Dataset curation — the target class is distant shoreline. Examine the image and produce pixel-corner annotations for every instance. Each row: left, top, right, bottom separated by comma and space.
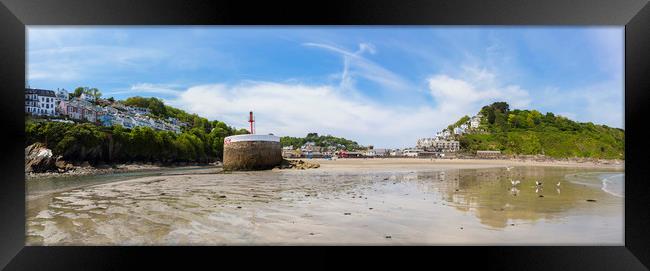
26, 156, 623, 180
298, 157, 624, 170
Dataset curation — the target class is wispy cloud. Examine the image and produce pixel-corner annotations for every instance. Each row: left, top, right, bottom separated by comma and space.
303, 42, 412, 92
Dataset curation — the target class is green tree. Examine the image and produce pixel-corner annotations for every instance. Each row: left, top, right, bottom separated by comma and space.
72, 87, 85, 98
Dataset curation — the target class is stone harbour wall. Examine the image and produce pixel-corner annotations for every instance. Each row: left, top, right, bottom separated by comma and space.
223, 140, 282, 170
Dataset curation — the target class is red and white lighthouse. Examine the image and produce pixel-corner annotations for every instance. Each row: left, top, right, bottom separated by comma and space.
248, 111, 255, 134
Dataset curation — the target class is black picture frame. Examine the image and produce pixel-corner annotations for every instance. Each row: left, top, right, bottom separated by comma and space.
1, 0, 649, 270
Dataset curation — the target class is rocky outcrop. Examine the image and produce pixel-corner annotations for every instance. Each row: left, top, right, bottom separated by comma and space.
25, 143, 77, 173
276, 159, 320, 170
25, 143, 56, 173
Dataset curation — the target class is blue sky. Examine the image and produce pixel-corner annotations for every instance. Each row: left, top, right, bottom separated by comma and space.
27, 26, 623, 148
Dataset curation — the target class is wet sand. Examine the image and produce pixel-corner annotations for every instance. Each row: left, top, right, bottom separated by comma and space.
26, 159, 623, 245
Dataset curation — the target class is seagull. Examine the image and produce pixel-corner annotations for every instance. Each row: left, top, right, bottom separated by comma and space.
556, 181, 561, 187
506, 166, 514, 171
535, 181, 543, 186
510, 187, 520, 195
510, 180, 521, 186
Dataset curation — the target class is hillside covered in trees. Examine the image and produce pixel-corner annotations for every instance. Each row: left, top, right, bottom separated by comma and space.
26, 97, 249, 164
280, 133, 362, 151
454, 102, 625, 159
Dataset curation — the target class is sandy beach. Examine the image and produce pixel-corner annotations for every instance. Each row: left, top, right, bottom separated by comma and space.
26, 158, 624, 245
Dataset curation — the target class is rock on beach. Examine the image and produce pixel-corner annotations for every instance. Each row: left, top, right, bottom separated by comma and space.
276, 159, 320, 170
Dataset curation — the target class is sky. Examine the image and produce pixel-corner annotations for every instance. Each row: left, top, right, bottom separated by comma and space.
27, 26, 624, 148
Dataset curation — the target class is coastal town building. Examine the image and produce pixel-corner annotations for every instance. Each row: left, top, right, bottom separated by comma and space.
470, 114, 482, 128
25, 88, 57, 116
301, 142, 317, 152
54, 88, 69, 105
79, 93, 95, 103
435, 140, 460, 152
26, 87, 185, 134
417, 138, 435, 149
338, 151, 364, 158
389, 149, 403, 156
435, 130, 452, 139
373, 148, 387, 156
128, 106, 151, 116
417, 138, 460, 152
403, 149, 421, 157
61, 99, 97, 122
418, 150, 440, 158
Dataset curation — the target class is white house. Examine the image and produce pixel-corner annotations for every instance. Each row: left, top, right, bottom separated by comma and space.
25, 88, 57, 116
112, 115, 135, 129
364, 149, 377, 157
417, 138, 436, 149
470, 114, 482, 128
373, 148, 387, 156
79, 93, 95, 103
55, 88, 69, 101
403, 149, 421, 157
128, 106, 150, 116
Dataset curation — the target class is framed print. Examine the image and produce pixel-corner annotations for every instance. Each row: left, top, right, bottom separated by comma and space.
0, 0, 649, 270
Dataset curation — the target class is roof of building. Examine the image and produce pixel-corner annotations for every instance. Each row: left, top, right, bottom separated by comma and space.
25, 88, 56, 97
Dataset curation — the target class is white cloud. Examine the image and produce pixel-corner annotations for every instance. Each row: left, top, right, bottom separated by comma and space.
427, 74, 531, 118
167, 81, 446, 148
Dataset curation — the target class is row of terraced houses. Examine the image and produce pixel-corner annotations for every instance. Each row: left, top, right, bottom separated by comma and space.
25, 88, 185, 133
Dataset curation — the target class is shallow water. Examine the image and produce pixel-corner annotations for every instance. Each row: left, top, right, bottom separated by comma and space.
26, 166, 623, 245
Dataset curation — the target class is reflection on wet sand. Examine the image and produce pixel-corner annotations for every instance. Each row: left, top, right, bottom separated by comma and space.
428, 167, 619, 229
26, 166, 623, 245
